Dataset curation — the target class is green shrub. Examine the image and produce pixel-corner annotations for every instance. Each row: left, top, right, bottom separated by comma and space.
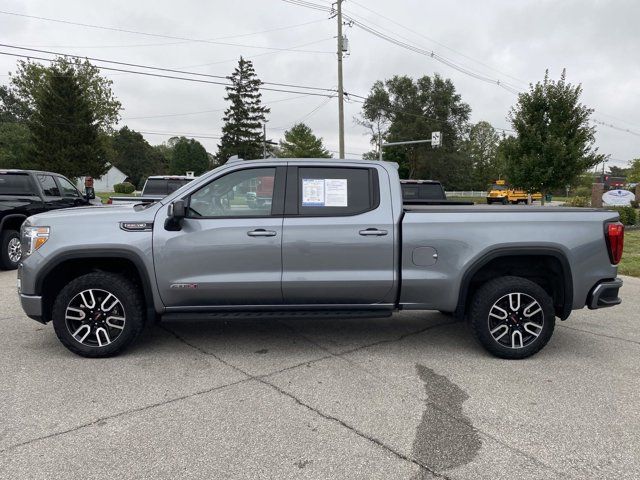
574, 186, 591, 197
609, 206, 638, 225
631, 200, 639, 209
565, 196, 590, 207
113, 182, 135, 194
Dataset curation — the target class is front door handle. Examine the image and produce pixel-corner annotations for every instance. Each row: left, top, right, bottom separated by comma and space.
247, 229, 277, 237
359, 228, 388, 236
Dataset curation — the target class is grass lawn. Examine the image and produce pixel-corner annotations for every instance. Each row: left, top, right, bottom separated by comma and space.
619, 229, 640, 277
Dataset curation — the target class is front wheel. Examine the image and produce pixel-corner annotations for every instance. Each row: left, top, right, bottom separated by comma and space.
469, 276, 555, 359
52, 272, 145, 357
1, 230, 21, 270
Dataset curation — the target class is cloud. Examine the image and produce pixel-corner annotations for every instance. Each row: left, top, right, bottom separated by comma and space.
0, 0, 637, 166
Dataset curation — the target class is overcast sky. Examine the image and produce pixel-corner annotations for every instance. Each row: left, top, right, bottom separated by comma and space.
1, 0, 639, 167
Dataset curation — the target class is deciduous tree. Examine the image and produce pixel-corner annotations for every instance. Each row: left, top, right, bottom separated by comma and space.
359, 74, 472, 188
170, 137, 210, 175
503, 70, 604, 203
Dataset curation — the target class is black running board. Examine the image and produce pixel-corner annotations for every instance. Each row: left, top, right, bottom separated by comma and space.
161, 309, 393, 322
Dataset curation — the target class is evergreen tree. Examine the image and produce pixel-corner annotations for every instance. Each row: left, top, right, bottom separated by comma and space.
216, 57, 270, 163
29, 64, 108, 178
277, 123, 331, 158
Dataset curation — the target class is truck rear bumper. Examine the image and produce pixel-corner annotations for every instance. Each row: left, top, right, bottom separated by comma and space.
587, 278, 623, 309
20, 293, 46, 324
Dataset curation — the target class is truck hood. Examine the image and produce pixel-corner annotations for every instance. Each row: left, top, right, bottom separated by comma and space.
27, 203, 159, 225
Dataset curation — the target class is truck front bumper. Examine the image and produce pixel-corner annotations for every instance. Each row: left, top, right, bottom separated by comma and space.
20, 293, 45, 323
587, 278, 623, 309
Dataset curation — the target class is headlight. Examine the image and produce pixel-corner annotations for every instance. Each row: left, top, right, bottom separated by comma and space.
21, 226, 50, 259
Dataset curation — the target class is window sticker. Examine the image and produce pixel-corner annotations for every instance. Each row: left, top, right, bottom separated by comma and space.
301, 178, 349, 207
302, 178, 325, 206
324, 179, 348, 207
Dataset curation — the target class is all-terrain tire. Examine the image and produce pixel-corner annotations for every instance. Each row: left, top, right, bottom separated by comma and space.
469, 276, 555, 359
52, 272, 145, 357
0, 230, 21, 270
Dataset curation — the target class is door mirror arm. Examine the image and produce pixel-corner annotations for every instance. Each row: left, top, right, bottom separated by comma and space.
165, 199, 186, 231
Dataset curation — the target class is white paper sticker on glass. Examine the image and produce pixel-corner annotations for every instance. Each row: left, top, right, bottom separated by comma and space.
302, 178, 325, 206
324, 179, 348, 207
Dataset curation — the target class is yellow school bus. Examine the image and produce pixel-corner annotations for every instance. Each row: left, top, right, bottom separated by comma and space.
486, 180, 542, 204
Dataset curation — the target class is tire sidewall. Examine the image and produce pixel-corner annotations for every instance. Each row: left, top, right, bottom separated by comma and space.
52, 273, 143, 357
471, 276, 555, 359
1, 230, 21, 270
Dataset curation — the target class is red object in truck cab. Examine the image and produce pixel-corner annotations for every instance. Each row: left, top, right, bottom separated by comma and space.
256, 176, 274, 197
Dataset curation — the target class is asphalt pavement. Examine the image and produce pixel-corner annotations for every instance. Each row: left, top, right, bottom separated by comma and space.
0, 269, 638, 479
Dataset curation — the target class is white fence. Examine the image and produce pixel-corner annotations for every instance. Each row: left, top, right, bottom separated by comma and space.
445, 191, 486, 197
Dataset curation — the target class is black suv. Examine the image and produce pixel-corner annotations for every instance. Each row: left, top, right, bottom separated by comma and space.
0, 169, 93, 269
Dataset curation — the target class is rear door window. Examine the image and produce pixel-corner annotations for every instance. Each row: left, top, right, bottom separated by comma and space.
37, 175, 61, 197
0, 173, 36, 195
295, 167, 377, 216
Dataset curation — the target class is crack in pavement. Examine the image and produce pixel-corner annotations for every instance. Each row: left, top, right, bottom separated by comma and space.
0, 317, 440, 454
160, 325, 452, 479
558, 324, 640, 346
0, 377, 250, 454
0, 329, 336, 455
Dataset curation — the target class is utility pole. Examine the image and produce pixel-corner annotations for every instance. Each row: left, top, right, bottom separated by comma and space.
336, 0, 345, 159
263, 123, 267, 159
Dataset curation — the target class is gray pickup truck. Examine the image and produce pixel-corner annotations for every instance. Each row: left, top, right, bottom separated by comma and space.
17, 158, 624, 359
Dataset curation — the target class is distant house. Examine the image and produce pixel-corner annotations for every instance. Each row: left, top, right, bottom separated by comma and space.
76, 165, 128, 192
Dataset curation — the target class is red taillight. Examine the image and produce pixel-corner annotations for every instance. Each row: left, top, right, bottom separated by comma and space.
606, 222, 624, 265
107, 198, 112, 205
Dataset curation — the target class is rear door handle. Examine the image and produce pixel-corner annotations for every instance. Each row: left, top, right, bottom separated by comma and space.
247, 229, 277, 237
359, 228, 388, 236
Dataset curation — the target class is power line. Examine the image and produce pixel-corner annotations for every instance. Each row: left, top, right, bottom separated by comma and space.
137, 130, 221, 140
0, 50, 336, 98
123, 94, 314, 120
280, 0, 522, 95
271, 94, 336, 130
347, 0, 528, 88
591, 119, 640, 138
13, 19, 330, 49
0, 10, 332, 54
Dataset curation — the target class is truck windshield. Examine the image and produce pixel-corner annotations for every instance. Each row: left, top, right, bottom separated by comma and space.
491, 184, 507, 191
0, 173, 35, 195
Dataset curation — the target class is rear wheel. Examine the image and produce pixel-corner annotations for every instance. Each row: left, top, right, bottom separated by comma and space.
52, 272, 145, 357
0, 230, 21, 270
469, 276, 555, 359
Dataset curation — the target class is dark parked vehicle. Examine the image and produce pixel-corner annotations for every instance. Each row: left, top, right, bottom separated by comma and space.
0, 169, 94, 269
108, 175, 195, 205
400, 179, 473, 205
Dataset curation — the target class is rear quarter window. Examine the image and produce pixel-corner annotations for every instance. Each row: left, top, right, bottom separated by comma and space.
0, 173, 36, 195
296, 167, 377, 216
